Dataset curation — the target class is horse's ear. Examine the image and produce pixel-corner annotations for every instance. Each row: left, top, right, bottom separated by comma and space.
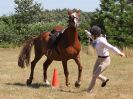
76, 9, 80, 16
68, 9, 73, 16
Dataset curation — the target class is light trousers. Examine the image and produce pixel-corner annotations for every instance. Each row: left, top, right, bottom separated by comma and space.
88, 57, 110, 90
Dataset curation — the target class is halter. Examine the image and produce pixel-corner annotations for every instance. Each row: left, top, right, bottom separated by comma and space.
68, 15, 80, 27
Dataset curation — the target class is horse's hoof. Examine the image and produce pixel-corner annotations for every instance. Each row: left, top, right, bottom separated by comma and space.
44, 80, 51, 87
66, 82, 70, 87
26, 79, 32, 86
75, 81, 81, 88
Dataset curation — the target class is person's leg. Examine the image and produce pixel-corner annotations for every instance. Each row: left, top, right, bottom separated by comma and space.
87, 65, 102, 93
87, 58, 100, 93
97, 57, 110, 82
87, 57, 110, 92
98, 74, 107, 82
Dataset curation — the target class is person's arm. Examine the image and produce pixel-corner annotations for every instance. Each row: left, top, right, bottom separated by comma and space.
102, 39, 125, 57
85, 30, 94, 40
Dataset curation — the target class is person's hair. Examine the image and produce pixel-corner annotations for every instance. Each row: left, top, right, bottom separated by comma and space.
90, 25, 101, 37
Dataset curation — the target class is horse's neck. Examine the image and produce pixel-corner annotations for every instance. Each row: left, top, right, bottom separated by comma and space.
66, 27, 79, 45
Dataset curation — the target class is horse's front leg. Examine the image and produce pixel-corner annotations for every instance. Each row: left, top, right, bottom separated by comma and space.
43, 58, 53, 86
74, 56, 83, 88
62, 61, 70, 86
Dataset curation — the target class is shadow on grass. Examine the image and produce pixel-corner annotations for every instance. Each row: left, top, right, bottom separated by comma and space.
59, 88, 86, 93
5, 82, 51, 89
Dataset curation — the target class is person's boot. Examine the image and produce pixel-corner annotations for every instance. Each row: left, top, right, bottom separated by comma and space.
101, 79, 109, 87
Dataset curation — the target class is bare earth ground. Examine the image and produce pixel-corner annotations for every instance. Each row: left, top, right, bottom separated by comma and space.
0, 47, 133, 99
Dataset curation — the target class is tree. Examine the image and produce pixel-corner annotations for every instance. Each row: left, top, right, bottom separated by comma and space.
14, 0, 43, 24
90, 0, 133, 47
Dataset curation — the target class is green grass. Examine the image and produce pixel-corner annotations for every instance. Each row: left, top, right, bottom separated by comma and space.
0, 47, 133, 99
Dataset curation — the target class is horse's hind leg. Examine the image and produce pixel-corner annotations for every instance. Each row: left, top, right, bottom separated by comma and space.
62, 61, 70, 86
74, 56, 83, 88
27, 48, 43, 85
27, 55, 42, 85
43, 58, 53, 86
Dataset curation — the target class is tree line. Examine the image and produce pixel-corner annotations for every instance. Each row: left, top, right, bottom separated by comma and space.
0, 0, 132, 48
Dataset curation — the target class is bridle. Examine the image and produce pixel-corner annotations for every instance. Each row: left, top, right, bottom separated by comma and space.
68, 15, 80, 27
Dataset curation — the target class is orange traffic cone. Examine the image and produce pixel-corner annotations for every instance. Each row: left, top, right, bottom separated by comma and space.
52, 68, 59, 88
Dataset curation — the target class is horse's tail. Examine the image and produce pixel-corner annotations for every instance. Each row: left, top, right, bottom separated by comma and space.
18, 37, 34, 68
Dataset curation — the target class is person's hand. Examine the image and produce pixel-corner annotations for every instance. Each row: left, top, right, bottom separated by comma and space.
85, 30, 91, 37
119, 52, 125, 57
85, 30, 94, 40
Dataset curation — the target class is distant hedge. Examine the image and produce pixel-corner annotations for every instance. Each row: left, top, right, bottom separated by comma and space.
0, 0, 132, 48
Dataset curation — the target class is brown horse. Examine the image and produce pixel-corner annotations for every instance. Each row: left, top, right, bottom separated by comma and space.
18, 10, 83, 87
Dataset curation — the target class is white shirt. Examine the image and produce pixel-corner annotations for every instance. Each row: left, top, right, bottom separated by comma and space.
93, 36, 121, 56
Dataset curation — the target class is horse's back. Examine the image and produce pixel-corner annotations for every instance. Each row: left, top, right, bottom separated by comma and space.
52, 25, 64, 33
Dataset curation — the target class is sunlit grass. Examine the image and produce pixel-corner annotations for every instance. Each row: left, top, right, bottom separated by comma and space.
0, 47, 133, 99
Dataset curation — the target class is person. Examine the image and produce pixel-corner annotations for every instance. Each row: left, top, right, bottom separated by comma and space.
85, 25, 125, 93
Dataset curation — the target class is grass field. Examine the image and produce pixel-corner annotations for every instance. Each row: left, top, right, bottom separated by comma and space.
0, 47, 133, 99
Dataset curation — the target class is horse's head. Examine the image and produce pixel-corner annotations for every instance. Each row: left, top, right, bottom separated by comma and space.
67, 10, 80, 28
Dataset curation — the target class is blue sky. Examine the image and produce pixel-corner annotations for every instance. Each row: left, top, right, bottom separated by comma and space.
0, 0, 100, 16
